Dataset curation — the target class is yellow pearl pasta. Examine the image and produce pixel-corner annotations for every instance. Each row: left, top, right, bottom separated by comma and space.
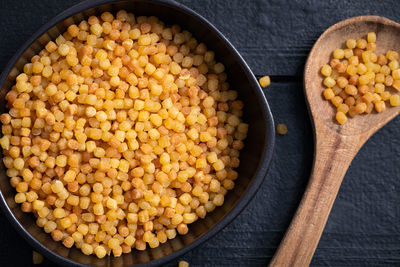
320, 32, 400, 124
0, 10, 249, 258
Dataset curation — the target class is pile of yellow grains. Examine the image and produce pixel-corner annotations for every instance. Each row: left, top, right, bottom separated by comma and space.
321, 32, 400, 124
0, 10, 248, 258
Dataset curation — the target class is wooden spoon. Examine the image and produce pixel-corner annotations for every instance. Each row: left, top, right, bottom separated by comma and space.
270, 16, 400, 267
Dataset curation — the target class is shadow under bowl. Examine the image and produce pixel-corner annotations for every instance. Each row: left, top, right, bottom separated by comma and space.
0, 0, 275, 266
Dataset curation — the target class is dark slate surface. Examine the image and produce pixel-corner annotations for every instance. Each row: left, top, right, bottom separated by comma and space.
0, 0, 399, 266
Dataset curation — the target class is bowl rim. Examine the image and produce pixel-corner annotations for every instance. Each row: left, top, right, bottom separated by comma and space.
0, 0, 275, 266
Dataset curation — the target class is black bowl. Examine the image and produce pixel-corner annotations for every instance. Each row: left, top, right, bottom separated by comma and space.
0, 0, 275, 266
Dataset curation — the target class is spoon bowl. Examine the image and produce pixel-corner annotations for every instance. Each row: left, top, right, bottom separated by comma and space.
270, 16, 400, 267
306, 16, 400, 136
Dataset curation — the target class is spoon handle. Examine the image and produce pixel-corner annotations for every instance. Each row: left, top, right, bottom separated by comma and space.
269, 132, 359, 267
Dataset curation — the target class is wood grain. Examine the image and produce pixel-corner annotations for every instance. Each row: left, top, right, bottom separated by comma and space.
270, 16, 400, 267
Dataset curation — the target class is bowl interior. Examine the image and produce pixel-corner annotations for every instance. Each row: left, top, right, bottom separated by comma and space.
0, 0, 274, 266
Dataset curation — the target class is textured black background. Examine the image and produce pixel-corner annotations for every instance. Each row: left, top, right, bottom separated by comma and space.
0, 0, 400, 266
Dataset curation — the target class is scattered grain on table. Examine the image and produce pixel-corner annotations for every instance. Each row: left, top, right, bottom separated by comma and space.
259, 76, 271, 88
32, 251, 43, 264
276, 124, 287, 135
178, 260, 189, 267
